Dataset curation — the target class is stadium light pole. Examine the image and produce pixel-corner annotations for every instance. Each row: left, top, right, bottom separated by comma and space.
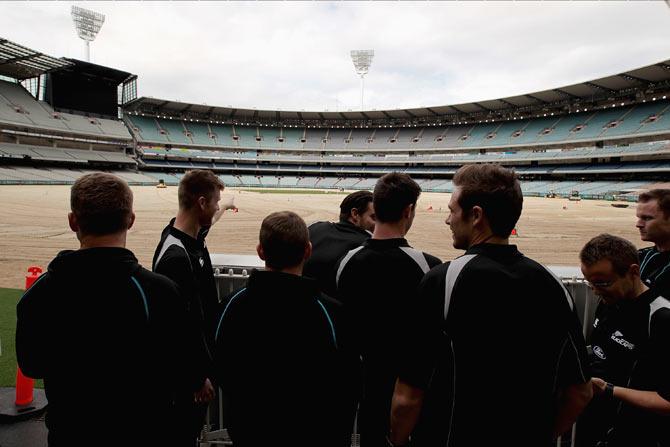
71, 6, 105, 62
350, 50, 374, 110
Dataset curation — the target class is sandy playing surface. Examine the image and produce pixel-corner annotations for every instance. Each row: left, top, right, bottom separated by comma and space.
0, 185, 645, 289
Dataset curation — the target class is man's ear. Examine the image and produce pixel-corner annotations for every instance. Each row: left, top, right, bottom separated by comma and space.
470, 205, 484, 227
68, 212, 79, 233
304, 241, 313, 262
197, 196, 207, 211
127, 212, 136, 231
350, 208, 360, 223
629, 263, 641, 279
404, 203, 414, 219
256, 243, 266, 261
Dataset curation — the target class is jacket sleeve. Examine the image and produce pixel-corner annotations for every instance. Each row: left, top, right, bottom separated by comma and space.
650, 308, 670, 401
155, 250, 212, 387
555, 287, 591, 388
15, 274, 54, 379
159, 277, 207, 394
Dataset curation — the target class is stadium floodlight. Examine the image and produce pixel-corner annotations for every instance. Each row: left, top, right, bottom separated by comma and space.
71, 6, 105, 62
351, 50, 374, 110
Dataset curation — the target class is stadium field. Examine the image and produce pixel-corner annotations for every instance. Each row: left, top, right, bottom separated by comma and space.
0, 184, 646, 291
238, 188, 349, 195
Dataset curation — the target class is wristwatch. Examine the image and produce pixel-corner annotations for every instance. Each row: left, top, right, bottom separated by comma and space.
604, 382, 615, 398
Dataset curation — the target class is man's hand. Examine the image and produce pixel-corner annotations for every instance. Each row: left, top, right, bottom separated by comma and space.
222, 196, 237, 211
211, 198, 238, 225
194, 378, 215, 403
591, 377, 607, 396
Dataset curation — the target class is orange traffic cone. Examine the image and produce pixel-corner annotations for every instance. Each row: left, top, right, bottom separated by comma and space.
25, 266, 42, 289
0, 265, 47, 420
15, 266, 43, 406
14, 367, 34, 406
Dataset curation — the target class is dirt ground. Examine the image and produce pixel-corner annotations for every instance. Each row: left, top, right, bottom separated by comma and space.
0, 184, 645, 289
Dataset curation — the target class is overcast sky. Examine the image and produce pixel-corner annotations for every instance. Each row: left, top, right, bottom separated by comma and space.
2, 1, 670, 112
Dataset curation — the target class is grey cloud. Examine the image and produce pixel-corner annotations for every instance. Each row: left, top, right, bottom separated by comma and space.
1, 1, 669, 111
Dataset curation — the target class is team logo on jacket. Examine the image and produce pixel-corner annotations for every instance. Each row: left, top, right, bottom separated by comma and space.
593, 345, 606, 360
610, 331, 635, 350
199, 257, 204, 267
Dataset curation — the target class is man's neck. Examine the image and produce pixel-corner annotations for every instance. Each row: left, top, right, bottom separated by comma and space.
468, 231, 508, 248
265, 265, 303, 276
372, 221, 406, 240
633, 279, 650, 299
174, 210, 200, 239
79, 233, 127, 250
344, 217, 357, 227
655, 241, 670, 253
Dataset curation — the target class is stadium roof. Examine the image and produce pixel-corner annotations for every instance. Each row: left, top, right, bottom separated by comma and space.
0, 38, 73, 80
124, 58, 670, 125
58, 58, 136, 85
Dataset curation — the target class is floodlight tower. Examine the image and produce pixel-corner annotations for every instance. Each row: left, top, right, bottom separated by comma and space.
350, 50, 374, 110
71, 6, 105, 62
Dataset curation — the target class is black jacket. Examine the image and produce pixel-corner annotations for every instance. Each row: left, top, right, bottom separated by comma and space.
16, 247, 190, 446
399, 244, 590, 447
639, 246, 670, 298
580, 289, 670, 447
214, 270, 360, 447
304, 219, 370, 297
335, 238, 441, 445
153, 219, 220, 386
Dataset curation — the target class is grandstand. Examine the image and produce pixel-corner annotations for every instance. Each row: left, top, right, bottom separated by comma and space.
122, 58, 670, 199
1, 37, 669, 199
0, 39, 139, 184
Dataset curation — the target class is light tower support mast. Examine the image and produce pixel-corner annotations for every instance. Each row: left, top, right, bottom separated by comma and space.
71, 6, 105, 62
350, 50, 374, 110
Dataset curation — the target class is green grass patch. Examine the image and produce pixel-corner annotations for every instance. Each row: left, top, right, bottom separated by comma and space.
0, 287, 43, 388
237, 188, 348, 195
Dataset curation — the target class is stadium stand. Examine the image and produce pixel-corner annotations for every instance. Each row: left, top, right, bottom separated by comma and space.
1, 38, 669, 200
160, 119, 193, 146
126, 102, 670, 154
129, 115, 168, 143
279, 128, 305, 149
0, 80, 131, 140
183, 122, 216, 146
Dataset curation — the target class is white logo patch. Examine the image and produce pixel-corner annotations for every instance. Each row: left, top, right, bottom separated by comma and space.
593, 345, 606, 360
610, 332, 635, 350
199, 257, 204, 267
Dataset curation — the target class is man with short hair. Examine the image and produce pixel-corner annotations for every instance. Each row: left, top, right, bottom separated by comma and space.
304, 190, 375, 296
16, 173, 189, 446
577, 234, 670, 447
636, 189, 670, 295
336, 173, 441, 447
152, 169, 232, 446
214, 211, 358, 447
389, 164, 592, 447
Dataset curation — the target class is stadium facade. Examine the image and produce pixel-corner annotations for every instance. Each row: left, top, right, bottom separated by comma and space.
1, 37, 669, 199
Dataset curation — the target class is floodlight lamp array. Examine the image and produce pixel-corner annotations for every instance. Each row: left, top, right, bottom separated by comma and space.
350, 50, 374, 76
71, 6, 105, 42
